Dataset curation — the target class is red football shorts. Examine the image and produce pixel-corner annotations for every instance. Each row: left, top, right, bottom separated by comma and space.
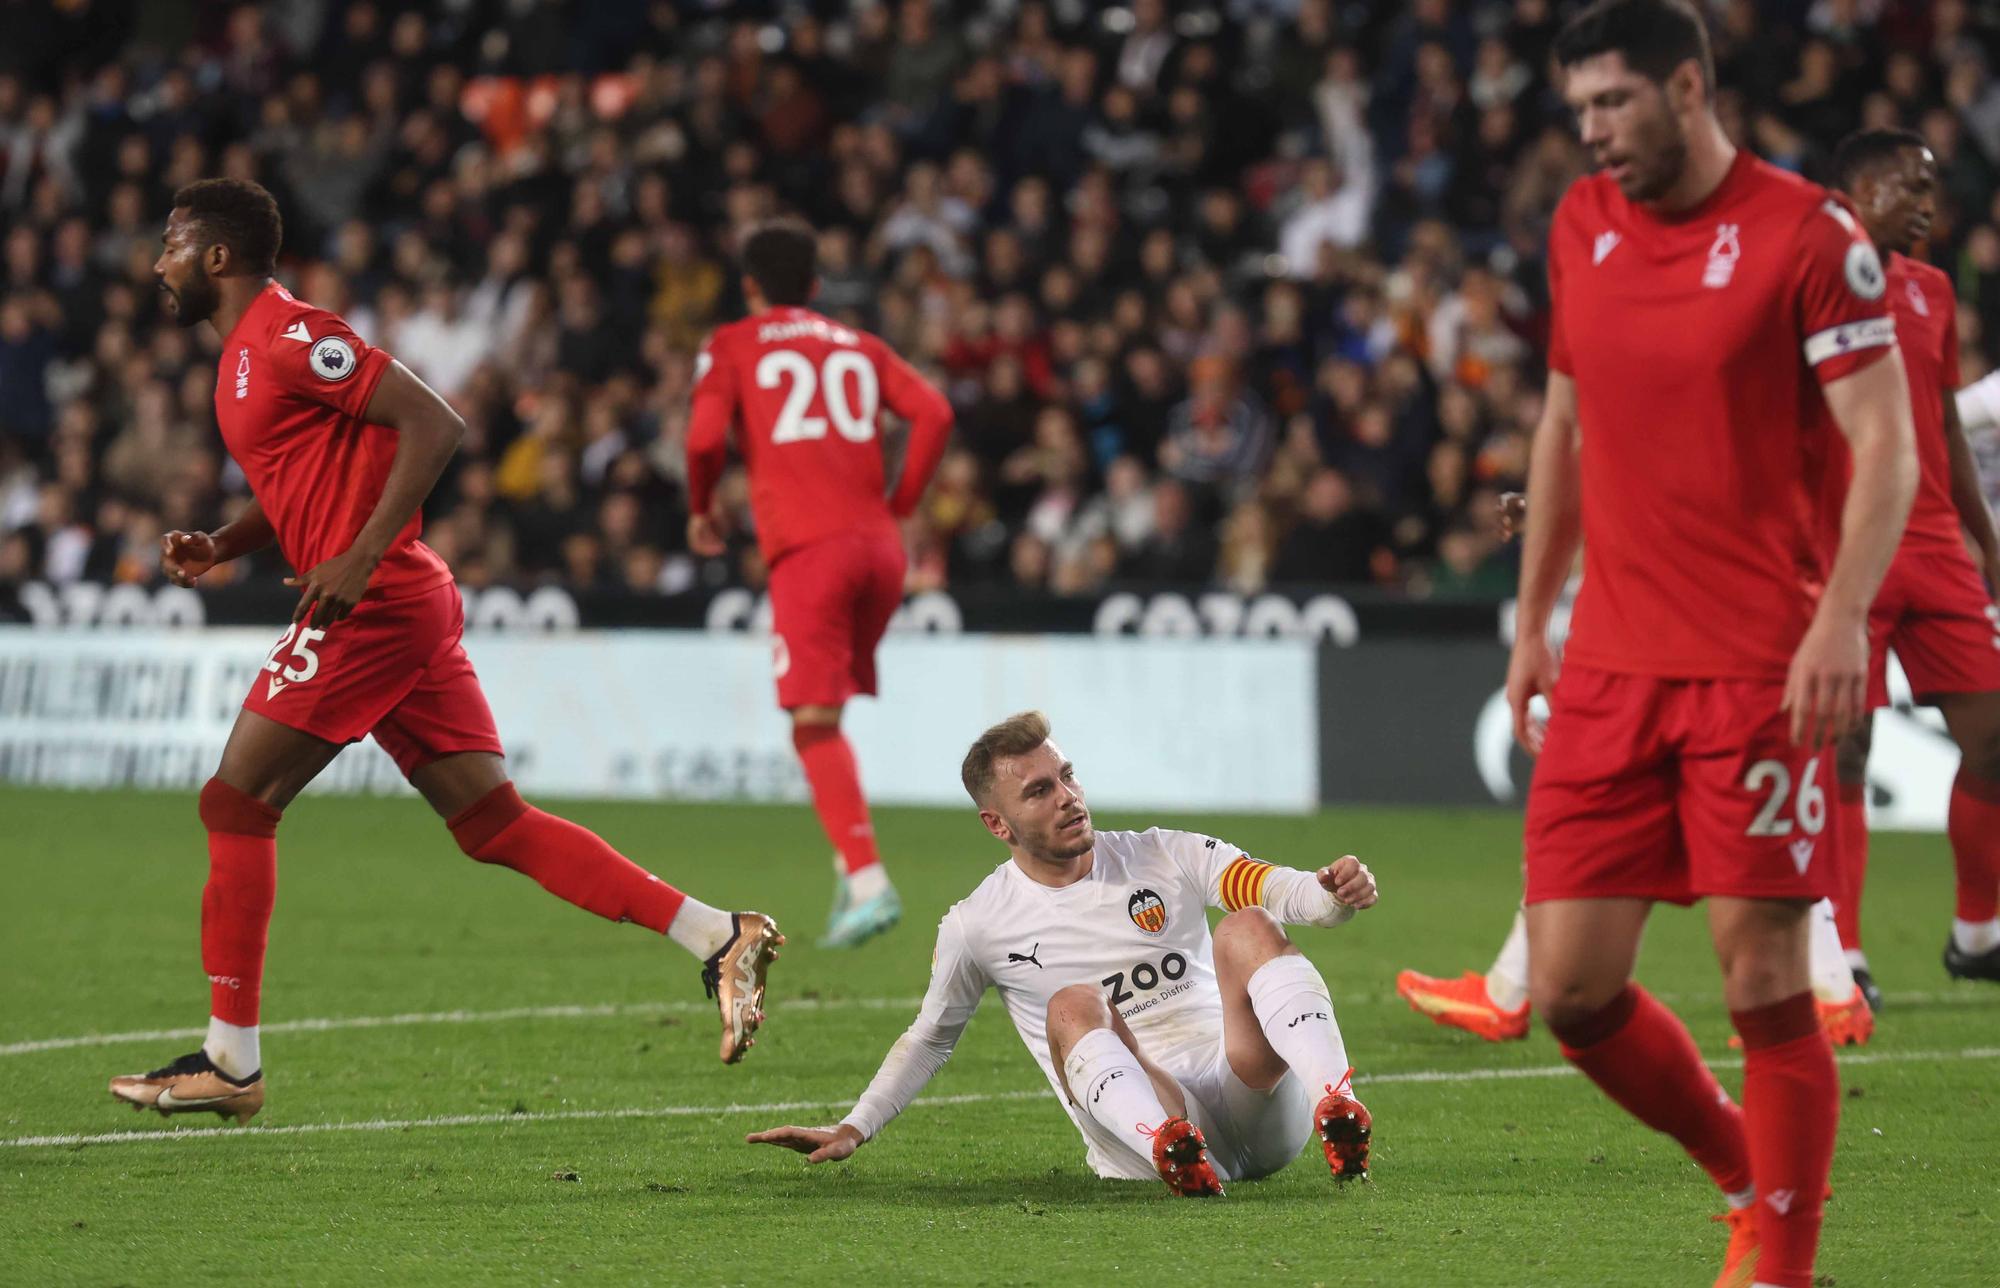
1524, 664, 1836, 905
1867, 544, 2000, 708
767, 528, 906, 710
241, 582, 504, 775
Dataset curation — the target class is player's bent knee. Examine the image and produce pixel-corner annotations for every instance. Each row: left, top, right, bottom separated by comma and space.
1532, 975, 1630, 1040
446, 782, 530, 859
1045, 982, 1113, 1037
198, 777, 283, 837
1213, 906, 1291, 957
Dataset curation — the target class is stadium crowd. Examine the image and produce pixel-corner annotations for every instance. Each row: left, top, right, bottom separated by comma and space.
2, 0, 2000, 605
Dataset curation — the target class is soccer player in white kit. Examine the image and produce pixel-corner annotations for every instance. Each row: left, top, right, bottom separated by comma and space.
747, 711, 1379, 1195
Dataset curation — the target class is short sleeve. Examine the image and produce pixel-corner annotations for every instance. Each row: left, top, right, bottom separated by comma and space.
1545, 223, 1572, 377
692, 332, 740, 407
1792, 198, 1896, 385
267, 307, 392, 419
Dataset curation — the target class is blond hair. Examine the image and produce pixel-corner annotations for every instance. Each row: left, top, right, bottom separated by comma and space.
960, 710, 1053, 804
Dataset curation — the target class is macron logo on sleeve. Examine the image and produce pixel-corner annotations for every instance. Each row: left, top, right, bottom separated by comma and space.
1592, 231, 1620, 266
280, 321, 313, 343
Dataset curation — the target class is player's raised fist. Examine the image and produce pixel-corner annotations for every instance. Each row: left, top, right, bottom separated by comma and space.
1318, 855, 1377, 909
285, 546, 378, 628
746, 1123, 863, 1165
1497, 492, 1527, 541
159, 530, 219, 586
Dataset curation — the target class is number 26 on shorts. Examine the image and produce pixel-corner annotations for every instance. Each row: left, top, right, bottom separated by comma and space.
1742, 755, 1826, 837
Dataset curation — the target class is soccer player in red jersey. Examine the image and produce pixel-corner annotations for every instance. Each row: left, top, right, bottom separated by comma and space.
685, 219, 953, 948
1823, 130, 2000, 995
108, 180, 783, 1126
1511, 5, 1918, 1286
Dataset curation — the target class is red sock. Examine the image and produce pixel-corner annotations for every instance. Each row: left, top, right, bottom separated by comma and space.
449, 784, 686, 933
1949, 772, 2000, 922
1552, 984, 1751, 1196
198, 779, 282, 1027
1833, 783, 1867, 950
793, 724, 882, 876
1732, 993, 1838, 1288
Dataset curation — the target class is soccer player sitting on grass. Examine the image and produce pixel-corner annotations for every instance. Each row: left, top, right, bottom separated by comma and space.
107, 179, 781, 1127
746, 711, 1378, 1196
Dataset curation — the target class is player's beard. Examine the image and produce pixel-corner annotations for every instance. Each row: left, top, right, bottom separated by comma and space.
1617, 112, 1689, 204
161, 264, 219, 328
1013, 808, 1095, 863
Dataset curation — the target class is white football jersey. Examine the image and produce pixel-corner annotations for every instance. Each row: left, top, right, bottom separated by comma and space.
843, 827, 1292, 1172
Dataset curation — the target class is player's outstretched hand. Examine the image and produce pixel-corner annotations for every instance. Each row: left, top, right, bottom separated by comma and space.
1506, 634, 1559, 755
687, 514, 726, 558
285, 546, 378, 628
1783, 610, 1868, 747
159, 530, 219, 587
1317, 855, 1377, 909
1497, 492, 1527, 541
746, 1123, 863, 1165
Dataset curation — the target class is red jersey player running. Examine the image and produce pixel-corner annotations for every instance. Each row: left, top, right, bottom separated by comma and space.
686, 219, 953, 948
1511, 6, 1916, 1288
1823, 129, 2000, 995
109, 180, 782, 1127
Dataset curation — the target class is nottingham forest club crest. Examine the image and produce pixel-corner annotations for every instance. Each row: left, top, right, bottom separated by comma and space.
1128, 889, 1168, 936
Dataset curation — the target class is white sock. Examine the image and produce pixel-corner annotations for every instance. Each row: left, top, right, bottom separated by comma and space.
846, 862, 892, 903
665, 896, 736, 960
1807, 898, 1857, 1003
203, 1017, 260, 1080
1063, 1027, 1172, 1161
1953, 917, 2000, 954
1245, 954, 1352, 1096
1844, 948, 1871, 972
1485, 906, 1531, 1011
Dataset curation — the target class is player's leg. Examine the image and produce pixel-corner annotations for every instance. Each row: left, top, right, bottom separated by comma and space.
383, 637, 782, 1065
1044, 984, 1220, 1195
1828, 717, 1878, 1009
1709, 896, 1835, 1288
1211, 907, 1369, 1180
1528, 896, 1755, 1203
771, 537, 900, 947
1523, 667, 1755, 1212
1937, 688, 2000, 980
1395, 900, 1532, 1042
107, 709, 342, 1121
1688, 687, 1845, 1288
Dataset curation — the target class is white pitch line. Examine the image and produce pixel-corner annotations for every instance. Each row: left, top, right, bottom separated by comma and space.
6, 986, 1993, 1058
0, 996, 928, 1057
6, 1046, 1996, 1151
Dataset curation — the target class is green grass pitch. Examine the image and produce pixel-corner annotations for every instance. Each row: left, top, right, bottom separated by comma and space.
2, 786, 1994, 1285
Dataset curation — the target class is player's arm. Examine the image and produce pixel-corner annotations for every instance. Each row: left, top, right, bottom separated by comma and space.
1792, 350, 1917, 746
685, 340, 737, 558
1182, 833, 1379, 927
878, 345, 954, 517
746, 913, 988, 1165
1944, 370, 2000, 595
286, 360, 466, 627
160, 497, 275, 586
1506, 369, 1580, 753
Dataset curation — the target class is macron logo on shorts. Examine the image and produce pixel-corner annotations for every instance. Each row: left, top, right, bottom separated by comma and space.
1788, 838, 1814, 874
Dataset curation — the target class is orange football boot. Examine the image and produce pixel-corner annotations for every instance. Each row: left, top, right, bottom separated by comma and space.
1726, 986, 1873, 1050
1395, 969, 1531, 1041
1711, 1205, 1759, 1288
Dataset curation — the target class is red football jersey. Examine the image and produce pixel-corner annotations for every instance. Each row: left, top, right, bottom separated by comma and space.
1548, 153, 1897, 680
213, 282, 452, 596
687, 306, 952, 566
1885, 253, 1964, 555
